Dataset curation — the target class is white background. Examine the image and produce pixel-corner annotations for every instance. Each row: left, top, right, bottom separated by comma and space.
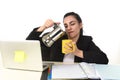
0, 0, 120, 64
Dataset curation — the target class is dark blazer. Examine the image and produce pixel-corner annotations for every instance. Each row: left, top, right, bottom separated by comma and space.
26, 28, 109, 64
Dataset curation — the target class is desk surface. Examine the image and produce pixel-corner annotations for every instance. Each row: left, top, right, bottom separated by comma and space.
1, 54, 120, 80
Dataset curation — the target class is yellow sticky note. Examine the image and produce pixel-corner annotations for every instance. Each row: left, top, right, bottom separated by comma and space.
62, 39, 75, 54
14, 51, 27, 63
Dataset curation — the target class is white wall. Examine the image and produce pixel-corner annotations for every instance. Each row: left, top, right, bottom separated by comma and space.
0, 0, 120, 64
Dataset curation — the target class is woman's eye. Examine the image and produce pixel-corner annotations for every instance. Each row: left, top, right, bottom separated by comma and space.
64, 25, 68, 28
70, 23, 75, 26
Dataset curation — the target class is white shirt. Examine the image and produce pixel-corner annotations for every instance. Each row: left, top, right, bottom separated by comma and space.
63, 53, 74, 63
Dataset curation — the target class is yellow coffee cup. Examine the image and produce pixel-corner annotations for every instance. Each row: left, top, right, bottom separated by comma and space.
62, 39, 75, 54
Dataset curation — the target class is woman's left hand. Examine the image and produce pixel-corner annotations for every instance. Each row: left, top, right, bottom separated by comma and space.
63, 41, 84, 58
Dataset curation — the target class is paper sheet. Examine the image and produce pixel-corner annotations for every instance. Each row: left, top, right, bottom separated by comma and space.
52, 64, 87, 79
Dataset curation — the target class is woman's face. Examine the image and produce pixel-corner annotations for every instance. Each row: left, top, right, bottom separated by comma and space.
63, 15, 82, 39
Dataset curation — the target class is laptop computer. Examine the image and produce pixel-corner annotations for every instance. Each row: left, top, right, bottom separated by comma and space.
0, 40, 49, 72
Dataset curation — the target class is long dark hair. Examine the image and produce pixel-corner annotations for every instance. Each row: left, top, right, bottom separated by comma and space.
63, 12, 83, 36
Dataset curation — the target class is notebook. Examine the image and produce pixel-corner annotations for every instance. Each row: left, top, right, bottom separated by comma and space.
0, 40, 49, 72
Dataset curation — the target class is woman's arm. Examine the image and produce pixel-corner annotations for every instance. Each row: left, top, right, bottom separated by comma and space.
26, 27, 42, 40
75, 36, 109, 64
82, 41, 109, 64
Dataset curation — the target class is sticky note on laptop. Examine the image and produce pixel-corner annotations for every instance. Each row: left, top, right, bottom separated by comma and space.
14, 50, 27, 63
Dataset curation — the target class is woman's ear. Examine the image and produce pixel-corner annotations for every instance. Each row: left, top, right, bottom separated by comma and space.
79, 23, 83, 28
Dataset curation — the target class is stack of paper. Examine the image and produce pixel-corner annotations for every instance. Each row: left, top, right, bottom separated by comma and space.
51, 62, 100, 80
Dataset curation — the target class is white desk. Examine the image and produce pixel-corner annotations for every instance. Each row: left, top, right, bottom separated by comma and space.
0, 55, 42, 80
1, 53, 120, 80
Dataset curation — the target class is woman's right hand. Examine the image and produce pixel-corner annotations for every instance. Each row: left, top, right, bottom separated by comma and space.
37, 19, 60, 32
